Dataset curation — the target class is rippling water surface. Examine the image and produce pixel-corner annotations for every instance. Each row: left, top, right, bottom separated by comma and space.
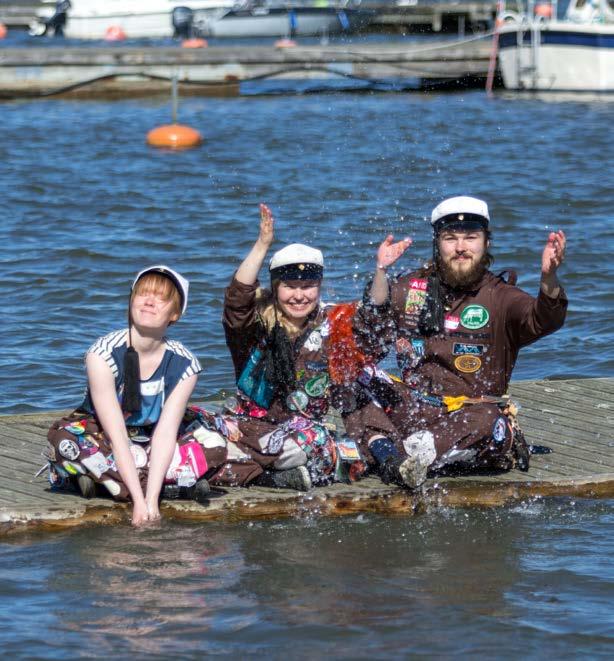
1, 500, 613, 658
1, 90, 613, 413
1, 73, 613, 657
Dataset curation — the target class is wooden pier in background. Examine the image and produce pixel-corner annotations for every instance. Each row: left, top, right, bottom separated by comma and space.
0, 40, 495, 98
1, 377, 612, 536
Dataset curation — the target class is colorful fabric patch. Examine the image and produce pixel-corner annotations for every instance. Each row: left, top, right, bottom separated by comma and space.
404, 278, 428, 314
64, 421, 86, 436
179, 441, 208, 478
444, 314, 460, 331
48, 464, 68, 488
411, 338, 425, 357
106, 453, 118, 472
287, 390, 309, 411
130, 444, 148, 469
81, 452, 109, 478
289, 420, 336, 484
305, 373, 330, 398
460, 304, 490, 330
396, 336, 413, 355
319, 319, 331, 337
492, 416, 507, 443
454, 355, 482, 373
265, 428, 286, 455
336, 438, 361, 461
58, 438, 80, 461
305, 360, 327, 372
452, 343, 485, 356
62, 461, 85, 475
303, 330, 323, 352
76, 436, 98, 456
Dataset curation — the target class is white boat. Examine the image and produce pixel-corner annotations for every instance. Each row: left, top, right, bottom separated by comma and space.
497, 0, 614, 91
193, 5, 374, 38
30, 0, 374, 40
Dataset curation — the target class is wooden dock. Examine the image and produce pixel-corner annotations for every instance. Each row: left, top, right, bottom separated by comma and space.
0, 40, 495, 98
1, 377, 612, 537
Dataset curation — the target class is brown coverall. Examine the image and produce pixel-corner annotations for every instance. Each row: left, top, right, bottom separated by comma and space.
353, 270, 568, 470
223, 277, 388, 482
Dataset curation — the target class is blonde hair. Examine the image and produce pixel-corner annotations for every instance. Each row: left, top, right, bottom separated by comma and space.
132, 272, 182, 319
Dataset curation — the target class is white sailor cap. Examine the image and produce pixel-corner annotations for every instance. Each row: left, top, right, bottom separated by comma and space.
132, 264, 189, 315
269, 243, 324, 281
431, 196, 490, 234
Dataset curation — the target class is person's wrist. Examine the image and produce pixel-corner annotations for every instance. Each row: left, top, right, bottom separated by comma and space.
376, 262, 388, 271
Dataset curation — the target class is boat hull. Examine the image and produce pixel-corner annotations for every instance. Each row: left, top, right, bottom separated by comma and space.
34, 3, 373, 40
498, 23, 614, 91
195, 8, 374, 39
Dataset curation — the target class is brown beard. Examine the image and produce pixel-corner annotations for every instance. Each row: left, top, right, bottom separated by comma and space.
437, 252, 491, 289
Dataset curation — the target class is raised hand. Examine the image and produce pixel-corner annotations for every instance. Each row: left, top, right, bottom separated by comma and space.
235, 203, 276, 285
377, 235, 413, 270
258, 203, 274, 248
541, 230, 566, 275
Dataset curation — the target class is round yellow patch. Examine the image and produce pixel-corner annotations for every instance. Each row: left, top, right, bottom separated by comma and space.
454, 354, 482, 373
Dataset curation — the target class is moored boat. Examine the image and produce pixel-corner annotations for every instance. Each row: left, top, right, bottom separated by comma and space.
29, 0, 375, 40
497, 0, 614, 91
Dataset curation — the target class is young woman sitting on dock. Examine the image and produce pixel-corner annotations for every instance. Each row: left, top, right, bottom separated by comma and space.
45, 265, 262, 526
221, 204, 388, 490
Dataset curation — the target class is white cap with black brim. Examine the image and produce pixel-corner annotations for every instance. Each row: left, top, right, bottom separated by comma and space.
269, 244, 324, 282
431, 196, 490, 235
132, 264, 189, 315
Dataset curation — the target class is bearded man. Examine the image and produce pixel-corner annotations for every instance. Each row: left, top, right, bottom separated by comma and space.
353, 195, 567, 489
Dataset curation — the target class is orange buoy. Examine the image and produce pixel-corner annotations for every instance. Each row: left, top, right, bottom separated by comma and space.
182, 38, 207, 48
146, 124, 203, 149
274, 38, 297, 49
105, 25, 126, 41
534, 3, 553, 18
0, 23, 7, 39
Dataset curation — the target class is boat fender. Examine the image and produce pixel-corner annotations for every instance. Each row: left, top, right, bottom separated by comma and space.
105, 25, 126, 41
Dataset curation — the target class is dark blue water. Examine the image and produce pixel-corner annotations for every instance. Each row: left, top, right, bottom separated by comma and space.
1, 499, 613, 658
1, 90, 613, 413
1, 62, 613, 658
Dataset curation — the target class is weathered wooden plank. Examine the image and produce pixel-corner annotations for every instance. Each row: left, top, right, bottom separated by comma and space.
0, 427, 50, 447
0, 451, 46, 474
0, 377, 612, 537
511, 383, 614, 409
516, 417, 613, 456
0, 445, 47, 470
516, 411, 611, 447
511, 384, 611, 413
